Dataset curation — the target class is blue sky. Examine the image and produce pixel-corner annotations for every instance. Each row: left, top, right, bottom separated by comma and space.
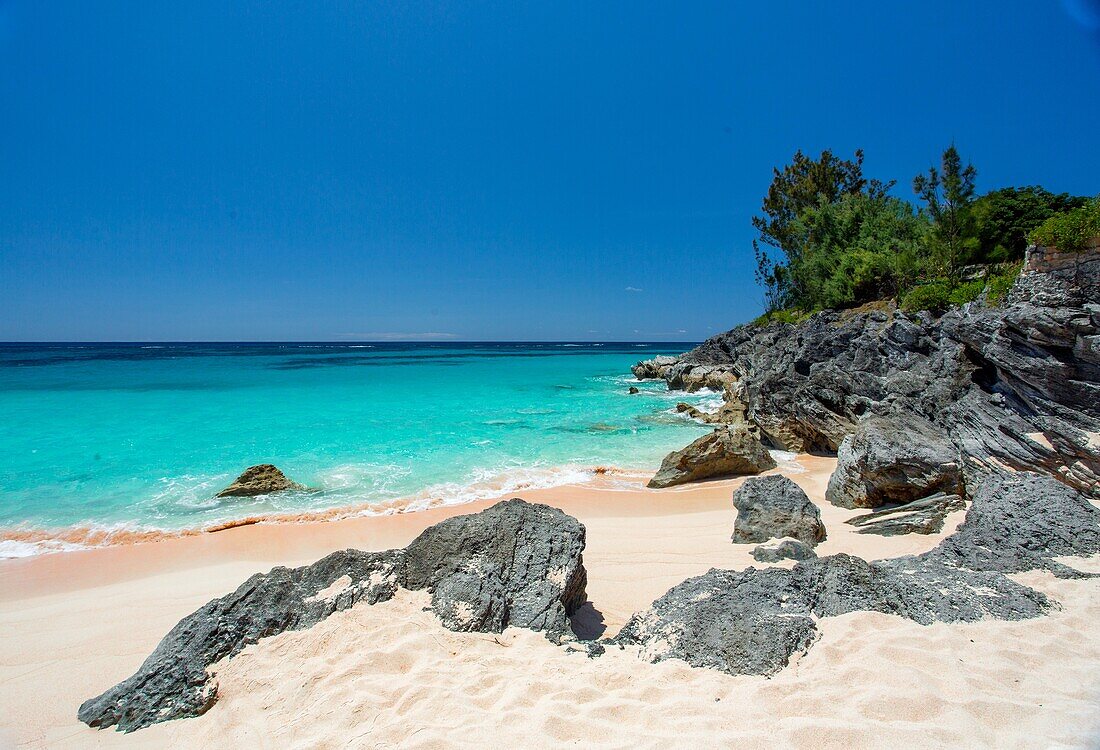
1, 1, 1098, 342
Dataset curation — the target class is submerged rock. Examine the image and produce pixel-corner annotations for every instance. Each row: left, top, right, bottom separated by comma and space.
647, 426, 776, 489
615, 470, 1100, 676
847, 492, 965, 536
732, 475, 826, 546
78, 499, 587, 732
215, 464, 305, 497
825, 416, 964, 509
628, 386, 640, 394
751, 537, 817, 563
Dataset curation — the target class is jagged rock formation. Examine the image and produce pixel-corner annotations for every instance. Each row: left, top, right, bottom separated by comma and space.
633, 245, 1100, 498
751, 537, 817, 563
215, 464, 305, 497
647, 426, 776, 489
825, 415, 965, 509
615, 472, 1100, 676
79, 499, 587, 732
732, 475, 826, 546
846, 492, 966, 536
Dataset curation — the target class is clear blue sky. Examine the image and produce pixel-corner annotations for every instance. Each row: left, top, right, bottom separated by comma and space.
2, 1, 1098, 342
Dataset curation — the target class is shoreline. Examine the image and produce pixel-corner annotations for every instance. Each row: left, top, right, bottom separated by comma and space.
5, 452, 1100, 748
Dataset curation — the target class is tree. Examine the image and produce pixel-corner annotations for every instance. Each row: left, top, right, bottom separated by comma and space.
970, 187, 1088, 262
913, 145, 978, 276
752, 149, 891, 310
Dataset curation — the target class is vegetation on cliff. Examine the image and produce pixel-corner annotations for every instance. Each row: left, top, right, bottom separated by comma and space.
752, 146, 1092, 316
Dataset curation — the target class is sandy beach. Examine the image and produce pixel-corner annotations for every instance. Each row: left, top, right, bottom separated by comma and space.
2, 454, 1099, 749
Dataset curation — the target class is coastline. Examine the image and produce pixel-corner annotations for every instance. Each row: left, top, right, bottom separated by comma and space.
4, 453, 1100, 748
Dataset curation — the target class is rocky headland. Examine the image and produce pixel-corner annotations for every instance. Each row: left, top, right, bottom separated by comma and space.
77, 244, 1100, 734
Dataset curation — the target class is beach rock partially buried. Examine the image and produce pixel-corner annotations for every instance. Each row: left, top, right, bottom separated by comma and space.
825, 416, 964, 509
751, 537, 817, 563
732, 475, 826, 546
648, 426, 776, 489
847, 492, 966, 536
215, 464, 305, 497
616, 470, 1100, 677
78, 499, 588, 733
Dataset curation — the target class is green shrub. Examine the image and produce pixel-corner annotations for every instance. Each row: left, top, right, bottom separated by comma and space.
1029, 198, 1100, 251
901, 282, 951, 313
752, 308, 811, 327
947, 279, 985, 306
986, 263, 1022, 305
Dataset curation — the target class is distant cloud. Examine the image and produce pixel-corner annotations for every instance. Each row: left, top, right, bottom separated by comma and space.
335, 332, 458, 341
624, 286, 644, 292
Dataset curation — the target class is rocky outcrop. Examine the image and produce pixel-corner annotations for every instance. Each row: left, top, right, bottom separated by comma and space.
631, 355, 677, 380
631, 245, 1100, 499
215, 464, 305, 497
751, 537, 817, 563
79, 499, 587, 732
615, 471, 1099, 676
628, 386, 639, 394
648, 426, 776, 489
732, 475, 826, 546
825, 416, 964, 509
846, 492, 966, 536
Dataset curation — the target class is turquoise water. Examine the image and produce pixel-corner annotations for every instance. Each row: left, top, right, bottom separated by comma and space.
0, 342, 717, 553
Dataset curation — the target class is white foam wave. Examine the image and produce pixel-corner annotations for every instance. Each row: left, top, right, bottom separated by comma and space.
0, 538, 91, 558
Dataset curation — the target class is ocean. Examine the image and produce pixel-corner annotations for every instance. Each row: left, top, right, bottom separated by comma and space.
0, 342, 721, 556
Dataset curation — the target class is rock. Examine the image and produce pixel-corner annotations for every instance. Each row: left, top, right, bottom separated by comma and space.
847, 492, 965, 536
631, 355, 678, 380
628, 386, 640, 394
616, 469, 1099, 676
215, 464, 305, 497
732, 475, 826, 546
79, 499, 588, 732
614, 552, 1047, 677
931, 472, 1100, 578
647, 426, 776, 489
825, 416, 964, 509
77, 549, 401, 732
751, 537, 817, 563
401, 499, 587, 640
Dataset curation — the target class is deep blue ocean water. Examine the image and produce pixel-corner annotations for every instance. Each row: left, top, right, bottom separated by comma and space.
0, 342, 721, 555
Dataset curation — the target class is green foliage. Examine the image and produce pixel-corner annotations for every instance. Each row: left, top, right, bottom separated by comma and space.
790, 193, 927, 310
1030, 198, 1100, 251
947, 279, 985, 306
901, 282, 952, 313
986, 263, 1023, 305
752, 149, 892, 311
751, 308, 811, 327
971, 187, 1088, 262
913, 145, 978, 277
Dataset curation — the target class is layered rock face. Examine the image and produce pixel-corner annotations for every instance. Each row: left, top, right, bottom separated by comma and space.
731, 475, 826, 546
79, 499, 587, 732
634, 245, 1100, 498
647, 426, 776, 488
615, 472, 1100, 676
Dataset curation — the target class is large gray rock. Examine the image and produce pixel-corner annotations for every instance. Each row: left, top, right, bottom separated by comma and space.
401, 499, 587, 638
846, 492, 966, 536
215, 464, 305, 497
732, 475, 826, 546
79, 499, 587, 732
648, 426, 776, 489
825, 416, 964, 509
615, 470, 1100, 676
